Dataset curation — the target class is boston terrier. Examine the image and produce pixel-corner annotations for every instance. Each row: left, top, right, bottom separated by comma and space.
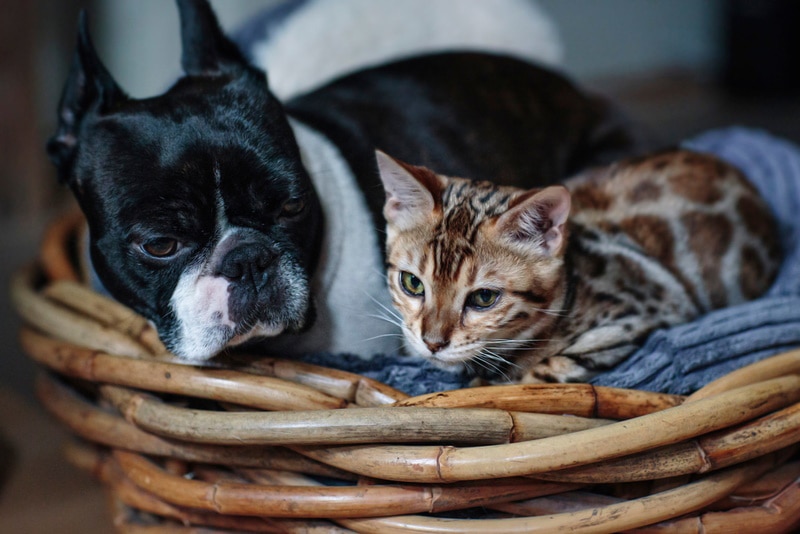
47, 0, 645, 362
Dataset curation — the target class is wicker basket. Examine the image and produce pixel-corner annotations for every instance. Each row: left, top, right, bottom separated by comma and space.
11, 213, 800, 533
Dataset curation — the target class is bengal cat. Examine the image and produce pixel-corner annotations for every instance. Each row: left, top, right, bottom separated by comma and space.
377, 149, 781, 383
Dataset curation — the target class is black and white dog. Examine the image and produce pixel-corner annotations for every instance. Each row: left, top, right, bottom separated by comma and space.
48, 0, 643, 362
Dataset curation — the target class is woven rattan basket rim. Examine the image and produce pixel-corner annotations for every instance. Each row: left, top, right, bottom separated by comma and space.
12, 212, 800, 532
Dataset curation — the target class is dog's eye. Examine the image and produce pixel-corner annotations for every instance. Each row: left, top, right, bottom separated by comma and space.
280, 197, 306, 218
141, 237, 179, 258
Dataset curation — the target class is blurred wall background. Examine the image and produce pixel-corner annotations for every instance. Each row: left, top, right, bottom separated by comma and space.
95, 0, 723, 98
1, 0, 726, 224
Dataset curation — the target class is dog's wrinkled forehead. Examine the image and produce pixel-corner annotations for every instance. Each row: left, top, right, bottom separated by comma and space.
76, 82, 306, 225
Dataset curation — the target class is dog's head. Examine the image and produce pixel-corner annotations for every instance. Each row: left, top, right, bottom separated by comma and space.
47, 0, 323, 361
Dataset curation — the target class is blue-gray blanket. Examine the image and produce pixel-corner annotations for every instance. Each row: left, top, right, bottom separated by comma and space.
302, 128, 800, 396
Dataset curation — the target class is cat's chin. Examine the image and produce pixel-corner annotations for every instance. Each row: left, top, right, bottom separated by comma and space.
427, 357, 465, 370
422, 353, 477, 372
409, 346, 482, 371
404, 338, 479, 370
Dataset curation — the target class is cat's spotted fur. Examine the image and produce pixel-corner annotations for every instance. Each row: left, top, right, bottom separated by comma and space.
377, 149, 781, 383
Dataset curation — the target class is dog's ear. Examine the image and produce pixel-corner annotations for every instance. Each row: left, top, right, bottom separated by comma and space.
176, 0, 249, 75
47, 10, 126, 184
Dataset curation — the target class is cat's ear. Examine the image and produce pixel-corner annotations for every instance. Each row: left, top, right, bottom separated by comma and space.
376, 150, 443, 230
495, 185, 571, 256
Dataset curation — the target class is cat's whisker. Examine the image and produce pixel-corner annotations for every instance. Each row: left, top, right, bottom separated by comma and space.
360, 288, 403, 323
474, 351, 514, 383
478, 347, 514, 366
512, 339, 555, 350
462, 360, 477, 376
480, 348, 522, 370
484, 346, 532, 353
361, 332, 406, 342
483, 340, 530, 347
470, 354, 501, 375
484, 338, 531, 347
366, 296, 401, 319
483, 338, 537, 354
370, 267, 390, 279
362, 312, 405, 329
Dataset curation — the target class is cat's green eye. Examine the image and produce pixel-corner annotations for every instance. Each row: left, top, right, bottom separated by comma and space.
400, 271, 425, 297
467, 289, 500, 309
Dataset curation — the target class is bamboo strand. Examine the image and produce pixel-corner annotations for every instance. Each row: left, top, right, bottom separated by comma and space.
240, 468, 322, 487
11, 266, 155, 359
532, 402, 800, 483
102, 379, 622, 446
688, 348, 800, 401
36, 372, 353, 478
39, 210, 83, 282
490, 490, 625, 516
68, 444, 309, 532
237, 466, 583, 513
632, 477, 800, 533
112, 450, 579, 519
647, 474, 693, 497
509, 412, 614, 439
696, 402, 800, 468
224, 355, 408, 405
722, 460, 800, 502
353, 378, 408, 407
529, 442, 706, 484
116, 525, 239, 534
339, 455, 779, 533
297, 375, 800, 482
22, 328, 347, 411
399, 383, 683, 419
42, 280, 167, 356
102, 384, 517, 446
702, 477, 800, 533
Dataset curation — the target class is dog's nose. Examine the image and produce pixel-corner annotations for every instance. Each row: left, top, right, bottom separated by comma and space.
218, 244, 275, 288
423, 338, 450, 354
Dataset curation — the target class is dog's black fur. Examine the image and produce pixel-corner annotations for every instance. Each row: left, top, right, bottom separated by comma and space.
47, 0, 645, 361
287, 51, 641, 233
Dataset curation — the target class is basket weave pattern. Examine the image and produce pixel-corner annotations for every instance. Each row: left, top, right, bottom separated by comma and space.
11, 213, 800, 533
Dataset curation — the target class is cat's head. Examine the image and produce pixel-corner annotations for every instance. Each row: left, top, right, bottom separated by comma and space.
376, 151, 571, 377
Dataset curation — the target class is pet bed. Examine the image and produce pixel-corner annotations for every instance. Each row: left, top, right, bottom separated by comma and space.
11, 127, 800, 532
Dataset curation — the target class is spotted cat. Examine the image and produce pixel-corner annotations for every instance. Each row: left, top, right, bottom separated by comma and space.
377, 149, 781, 383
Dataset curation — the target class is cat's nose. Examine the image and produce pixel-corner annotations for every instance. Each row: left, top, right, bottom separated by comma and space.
424, 338, 450, 353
